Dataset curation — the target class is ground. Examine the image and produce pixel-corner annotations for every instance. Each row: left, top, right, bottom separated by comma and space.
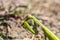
0, 0, 60, 40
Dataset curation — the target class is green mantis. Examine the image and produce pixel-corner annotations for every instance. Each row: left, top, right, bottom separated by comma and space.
22, 14, 60, 40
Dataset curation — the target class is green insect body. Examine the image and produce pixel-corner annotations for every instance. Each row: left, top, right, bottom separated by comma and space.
27, 14, 60, 40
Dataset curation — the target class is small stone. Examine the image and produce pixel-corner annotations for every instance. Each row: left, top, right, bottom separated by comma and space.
8, 31, 18, 38
23, 38, 32, 40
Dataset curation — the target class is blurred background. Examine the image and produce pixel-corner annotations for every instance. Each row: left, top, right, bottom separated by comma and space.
0, 0, 60, 40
